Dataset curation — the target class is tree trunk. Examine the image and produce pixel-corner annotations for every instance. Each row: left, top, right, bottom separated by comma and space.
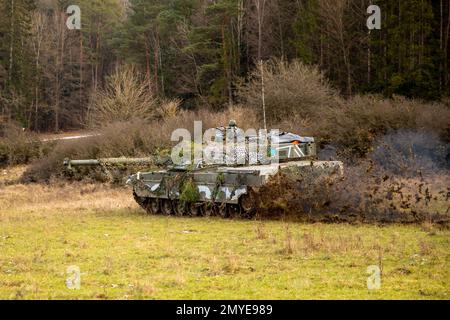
8, 0, 15, 83
159, 45, 165, 95
144, 38, 151, 90
255, 0, 266, 62
154, 33, 159, 95
80, 31, 84, 121
55, 13, 66, 132
367, 30, 371, 85
276, 0, 285, 59
35, 36, 40, 130
440, 0, 443, 91
339, 27, 351, 95
445, 0, 450, 87
94, 26, 100, 91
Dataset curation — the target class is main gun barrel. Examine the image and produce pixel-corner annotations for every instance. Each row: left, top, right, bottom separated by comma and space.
64, 157, 155, 169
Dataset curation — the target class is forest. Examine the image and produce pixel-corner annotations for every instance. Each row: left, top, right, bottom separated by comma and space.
1, 0, 449, 132
0, 1, 449, 301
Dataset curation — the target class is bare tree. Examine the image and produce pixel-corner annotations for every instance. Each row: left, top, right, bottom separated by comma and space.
30, 11, 45, 130
87, 64, 179, 126
53, 12, 66, 131
254, 0, 266, 62
445, 0, 450, 87
41, 10, 72, 132
316, 0, 359, 96
87, 64, 158, 125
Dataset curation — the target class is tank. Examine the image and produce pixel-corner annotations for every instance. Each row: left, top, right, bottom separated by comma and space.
64, 121, 343, 218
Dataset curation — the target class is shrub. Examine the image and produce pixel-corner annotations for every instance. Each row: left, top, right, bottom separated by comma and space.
179, 178, 201, 205
0, 122, 50, 167
87, 64, 180, 126
323, 95, 450, 158
238, 58, 340, 123
238, 60, 450, 159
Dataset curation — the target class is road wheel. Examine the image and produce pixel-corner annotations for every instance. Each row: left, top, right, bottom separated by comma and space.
240, 193, 256, 218
241, 195, 254, 211
146, 198, 160, 215
133, 192, 147, 211
187, 203, 199, 216
201, 203, 215, 217
160, 199, 173, 216
227, 204, 242, 218
217, 203, 228, 218
173, 201, 187, 216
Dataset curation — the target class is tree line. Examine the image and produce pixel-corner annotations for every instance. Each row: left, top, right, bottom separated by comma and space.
1, 0, 449, 132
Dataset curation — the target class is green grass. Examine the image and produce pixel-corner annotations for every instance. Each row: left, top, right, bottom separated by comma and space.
0, 206, 448, 299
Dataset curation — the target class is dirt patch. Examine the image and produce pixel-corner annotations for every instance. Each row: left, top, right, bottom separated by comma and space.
256, 164, 449, 225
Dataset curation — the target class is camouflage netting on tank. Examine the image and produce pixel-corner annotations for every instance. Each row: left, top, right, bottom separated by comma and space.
179, 177, 201, 206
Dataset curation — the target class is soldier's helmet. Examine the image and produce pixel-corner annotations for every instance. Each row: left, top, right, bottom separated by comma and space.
228, 119, 237, 128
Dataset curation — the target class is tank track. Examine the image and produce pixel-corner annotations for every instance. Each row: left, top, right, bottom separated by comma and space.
133, 192, 256, 219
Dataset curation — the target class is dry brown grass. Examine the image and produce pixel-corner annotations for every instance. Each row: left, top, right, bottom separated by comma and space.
0, 122, 51, 167
0, 182, 136, 219
0, 165, 27, 184
254, 221, 268, 240
282, 225, 295, 255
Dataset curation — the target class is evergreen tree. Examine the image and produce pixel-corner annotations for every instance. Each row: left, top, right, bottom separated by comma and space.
0, 0, 36, 126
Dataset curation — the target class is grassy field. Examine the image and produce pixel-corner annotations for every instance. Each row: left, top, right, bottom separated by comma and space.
0, 174, 449, 299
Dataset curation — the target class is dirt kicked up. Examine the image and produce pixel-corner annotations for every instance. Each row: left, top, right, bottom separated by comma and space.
0, 181, 448, 299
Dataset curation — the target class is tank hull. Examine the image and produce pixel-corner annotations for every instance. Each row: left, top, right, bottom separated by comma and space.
129, 160, 343, 217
